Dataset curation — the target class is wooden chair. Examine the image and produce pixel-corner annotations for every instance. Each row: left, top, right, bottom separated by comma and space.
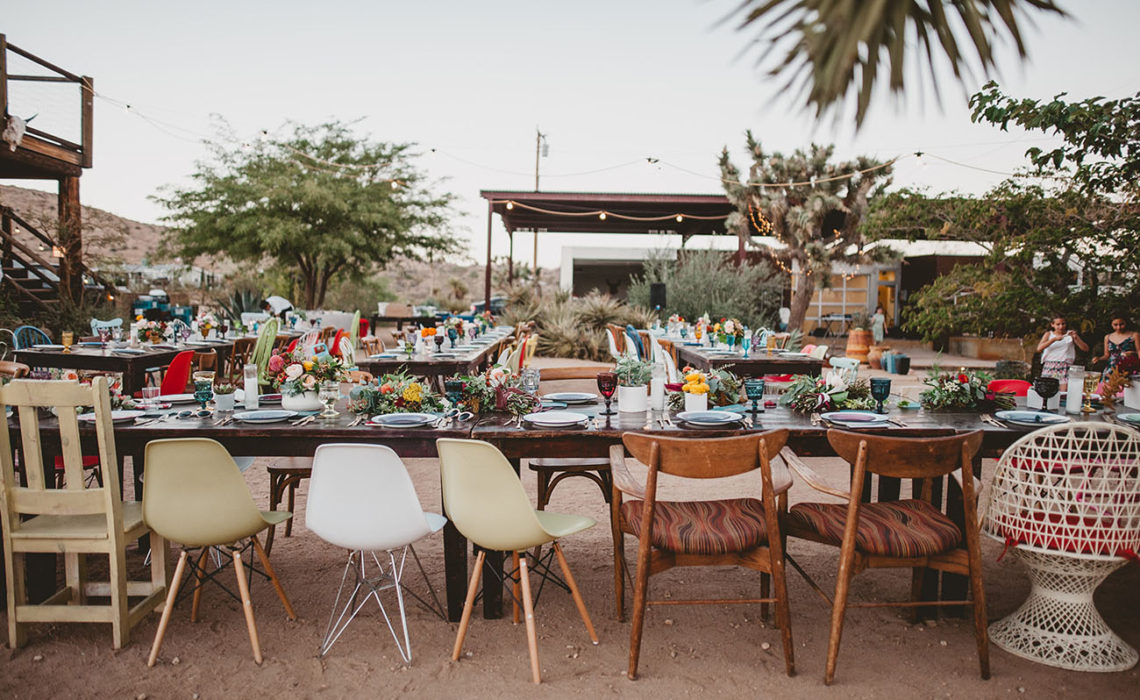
0, 360, 30, 379
782, 430, 988, 685
0, 377, 167, 649
226, 338, 257, 384
346, 369, 374, 384
192, 351, 217, 375
361, 336, 384, 356
610, 431, 795, 679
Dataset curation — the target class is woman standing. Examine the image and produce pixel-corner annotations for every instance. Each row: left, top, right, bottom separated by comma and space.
1036, 315, 1089, 379
1093, 314, 1139, 375
871, 305, 887, 344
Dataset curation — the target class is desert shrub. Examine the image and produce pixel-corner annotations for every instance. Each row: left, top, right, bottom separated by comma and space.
627, 249, 782, 328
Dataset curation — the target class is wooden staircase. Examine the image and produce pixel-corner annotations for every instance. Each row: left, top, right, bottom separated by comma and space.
1, 205, 111, 313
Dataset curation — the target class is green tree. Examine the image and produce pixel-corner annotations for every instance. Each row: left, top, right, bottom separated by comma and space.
154, 121, 459, 308
718, 135, 894, 331
728, 1, 1067, 127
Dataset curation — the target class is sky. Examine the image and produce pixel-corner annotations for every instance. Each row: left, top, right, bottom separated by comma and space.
5, 1, 1140, 269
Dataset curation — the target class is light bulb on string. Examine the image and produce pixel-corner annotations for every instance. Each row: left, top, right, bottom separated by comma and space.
675, 215, 683, 223
599, 212, 607, 220
506, 201, 514, 210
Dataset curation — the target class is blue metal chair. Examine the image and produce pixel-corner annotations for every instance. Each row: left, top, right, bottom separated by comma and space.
13, 326, 51, 349
90, 317, 124, 336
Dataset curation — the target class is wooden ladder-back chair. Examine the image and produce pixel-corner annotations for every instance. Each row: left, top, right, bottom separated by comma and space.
226, 338, 257, 384
0, 377, 167, 649
782, 429, 988, 685
610, 430, 796, 679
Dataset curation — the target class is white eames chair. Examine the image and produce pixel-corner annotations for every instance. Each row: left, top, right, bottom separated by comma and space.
306, 444, 446, 661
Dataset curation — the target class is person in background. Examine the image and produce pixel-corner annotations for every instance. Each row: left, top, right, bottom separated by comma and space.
261, 295, 293, 322
1093, 313, 1139, 376
871, 305, 887, 344
1036, 315, 1089, 379
777, 307, 790, 332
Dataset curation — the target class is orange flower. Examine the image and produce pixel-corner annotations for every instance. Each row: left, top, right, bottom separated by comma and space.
379, 383, 394, 394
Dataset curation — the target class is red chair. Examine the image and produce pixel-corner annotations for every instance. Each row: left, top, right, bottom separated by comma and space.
161, 351, 195, 395
331, 329, 348, 356
286, 337, 299, 354
988, 379, 1031, 396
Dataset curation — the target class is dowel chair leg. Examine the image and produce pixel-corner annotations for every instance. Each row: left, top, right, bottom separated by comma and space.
511, 551, 521, 624
252, 535, 296, 620
452, 550, 485, 662
148, 550, 188, 668
190, 548, 209, 623
233, 549, 263, 664
519, 556, 541, 684
553, 542, 598, 645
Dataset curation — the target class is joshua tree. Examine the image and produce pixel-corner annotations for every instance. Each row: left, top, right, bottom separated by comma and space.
718, 133, 894, 331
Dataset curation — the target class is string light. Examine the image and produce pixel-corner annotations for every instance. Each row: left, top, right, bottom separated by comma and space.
747, 203, 773, 235
494, 200, 728, 223
599, 212, 607, 220
675, 214, 683, 222
505, 201, 514, 210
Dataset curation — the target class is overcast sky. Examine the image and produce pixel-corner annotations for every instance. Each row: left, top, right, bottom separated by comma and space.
5, 1, 1139, 268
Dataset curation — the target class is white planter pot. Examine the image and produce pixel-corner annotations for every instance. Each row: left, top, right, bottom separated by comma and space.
213, 393, 236, 412
1124, 383, 1140, 410
684, 392, 708, 412
282, 390, 322, 412
617, 384, 648, 413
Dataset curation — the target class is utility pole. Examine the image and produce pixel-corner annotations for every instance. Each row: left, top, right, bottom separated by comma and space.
533, 127, 547, 288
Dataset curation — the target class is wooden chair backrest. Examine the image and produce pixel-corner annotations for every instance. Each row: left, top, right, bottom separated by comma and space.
227, 338, 257, 381
827, 429, 982, 481
361, 336, 384, 355
606, 324, 627, 353
193, 351, 217, 373
0, 378, 124, 534
623, 430, 788, 480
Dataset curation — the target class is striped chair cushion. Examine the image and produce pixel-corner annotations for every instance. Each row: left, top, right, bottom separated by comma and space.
620, 498, 769, 555
788, 500, 961, 558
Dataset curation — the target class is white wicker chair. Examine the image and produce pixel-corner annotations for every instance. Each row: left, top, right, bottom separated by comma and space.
982, 422, 1140, 671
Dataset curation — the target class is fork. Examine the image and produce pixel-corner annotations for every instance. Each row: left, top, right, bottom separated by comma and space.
887, 418, 907, 428
810, 412, 822, 426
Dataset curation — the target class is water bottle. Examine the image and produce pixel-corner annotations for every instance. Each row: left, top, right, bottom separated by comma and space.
1065, 366, 1084, 414
243, 364, 260, 410
650, 363, 666, 411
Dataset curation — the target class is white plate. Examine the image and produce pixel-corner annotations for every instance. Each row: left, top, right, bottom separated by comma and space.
370, 353, 399, 359
676, 410, 743, 426
821, 411, 890, 425
185, 341, 214, 346
1117, 413, 1140, 426
523, 411, 589, 427
77, 410, 146, 424
113, 348, 146, 355
369, 412, 438, 428
31, 344, 65, 350
994, 410, 1071, 427
232, 409, 298, 424
543, 392, 598, 404
162, 393, 199, 404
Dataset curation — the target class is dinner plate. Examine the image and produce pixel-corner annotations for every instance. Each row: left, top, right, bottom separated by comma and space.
31, 344, 65, 350
543, 392, 598, 405
78, 410, 146, 424
1118, 413, 1140, 425
994, 410, 1071, 427
369, 412, 438, 428
540, 400, 568, 409
820, 411, 890, 425
113, 348, 146, 355
78, 341, 104, 347
162, 393, 199, 405
676, 410, 744, 426
185, 341, 215, 346
232, 409, 298, 424
370, 353, 399, 359
523, 411, 589, 427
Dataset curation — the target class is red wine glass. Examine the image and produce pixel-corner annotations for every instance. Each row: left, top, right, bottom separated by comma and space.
597, 372, 617, 415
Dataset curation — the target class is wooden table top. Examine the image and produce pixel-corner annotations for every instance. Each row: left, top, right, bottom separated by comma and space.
674, 344, 825, 376
357, 334, 513, 377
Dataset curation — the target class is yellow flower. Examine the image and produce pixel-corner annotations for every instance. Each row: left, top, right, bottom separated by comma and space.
135, 315, 144, 321
684, 372, 703, 384
303, 361, 314, 371
402, 383, 423, 403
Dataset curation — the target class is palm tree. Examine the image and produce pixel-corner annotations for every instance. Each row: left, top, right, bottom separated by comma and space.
728, 0, 1067, 127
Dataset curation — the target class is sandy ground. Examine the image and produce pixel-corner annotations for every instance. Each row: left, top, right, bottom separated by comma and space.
2, 372, 1138, 699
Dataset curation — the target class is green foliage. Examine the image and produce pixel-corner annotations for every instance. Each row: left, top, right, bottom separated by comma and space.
780, 373, 873, 414
154, 120, 459, 309
728, 2, 1066, 127
216, 287, 262, 322
919, 368, 1014, 412
719, 137, 894, 329
499, 288, 653, 362
321, 273, 396, 312
615, 356, 653, 387
971, 81, 1140, 197
627, 249, 781, 329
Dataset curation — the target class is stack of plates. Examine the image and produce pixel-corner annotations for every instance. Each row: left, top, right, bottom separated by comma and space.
32, 344, 65, 350
369, 413, 438, 428
113, 348, 146, 355
233, 409, 297, 424
543, 392, 598, 405
820, 411, 889, 426
77, 410, 145, 424
675, 410, 744, 427
994, 410, 1071, 427
522, 411, 589, 428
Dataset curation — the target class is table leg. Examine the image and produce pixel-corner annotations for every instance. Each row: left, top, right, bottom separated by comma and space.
444, 520, 468, 622
131, 448, 150, 553
482, 549, 504, 619
915, 476, 943, 620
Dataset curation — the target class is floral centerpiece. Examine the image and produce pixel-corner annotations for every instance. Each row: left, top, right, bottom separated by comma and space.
267, 348, 348, 411
1101, 354, 1140, 409
720, 318, 745, 344
135, 318, 168, 344
919, 368, 1014, 412
347, 371, 445, 415
196, 311, 218, 337
443, 316, 464, 333
780, 371, 874, 414
668, 314, 685, 325
669, 366, 743, 410
450, 367, 539, 416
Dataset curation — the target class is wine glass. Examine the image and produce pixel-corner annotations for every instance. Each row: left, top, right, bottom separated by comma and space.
744, 378, 765, 415
726, 334, 736, 352
597, 372, 617, 416
434, 333, 446, 353
447, 327, 458, 349
444, 378, 465, 409
1033, 375, 1060, 413
521, 367, 541, 394
98, 326, 111, 350
181, 324, 192, 344
218, 321, 229, 339
870, 377, 892, 415
61, 330, 74, 353
318, 380, 340, 418
679, 325, 688, 340
1081, 373, 1099, 414
193, 379, 213, 411
741, 332, 752, 358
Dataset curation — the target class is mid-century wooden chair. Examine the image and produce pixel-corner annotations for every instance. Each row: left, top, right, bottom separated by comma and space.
361, 336, 384, 356
225, 337, 257, 384
782, 429, 988, 685
610, 431, 796, 679
0, 377, 167, 649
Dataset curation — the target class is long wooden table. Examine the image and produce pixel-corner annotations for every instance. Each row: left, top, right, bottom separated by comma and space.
675, 344, 825, 377
8, 397, 1109, 622
15, 340, 234, 395
357, 334, 513, 387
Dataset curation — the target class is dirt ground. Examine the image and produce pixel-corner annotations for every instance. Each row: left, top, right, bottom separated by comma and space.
2, 374, 1138, 699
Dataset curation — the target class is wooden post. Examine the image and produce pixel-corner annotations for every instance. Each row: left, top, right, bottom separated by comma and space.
57, 176, 83, 304
507, 229, 514, 284
80, 76, 94, 168
0, 34, 9, 120
484, 199, 493, 312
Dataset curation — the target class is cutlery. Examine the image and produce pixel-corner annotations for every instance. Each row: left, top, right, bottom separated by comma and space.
661, 416, 674, 427
213, 416, 233, 427
887, 418, 907, 428
348, 414, 365, 427
291, 414, 316, 427
743, 415, 754, 428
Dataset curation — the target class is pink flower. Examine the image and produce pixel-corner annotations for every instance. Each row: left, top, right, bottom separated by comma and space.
268, 355, 285, 373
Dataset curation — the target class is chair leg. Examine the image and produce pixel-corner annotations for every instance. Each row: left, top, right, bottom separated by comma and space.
518, 555, 541, 684
265, 471, 284, 555
770, 552, 795, 677
233, 548, 263, 664
512, 551, 521, 625
628, 541, 653, 679
190, 548, 210, 623
284, 482, 296, 537
64, 552, 88, 605
824, 545, 858, 685
909, 566, 926, 624
6, 550, 28, 649
110, 538, 130, 649
252, 535, 296, 620
452, 550, 485, 662
552, 542, 598, 645
968, 558, 991, 679
611, 512, 626, 622
148, 550, 188, 667
759, 572, 770, 623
